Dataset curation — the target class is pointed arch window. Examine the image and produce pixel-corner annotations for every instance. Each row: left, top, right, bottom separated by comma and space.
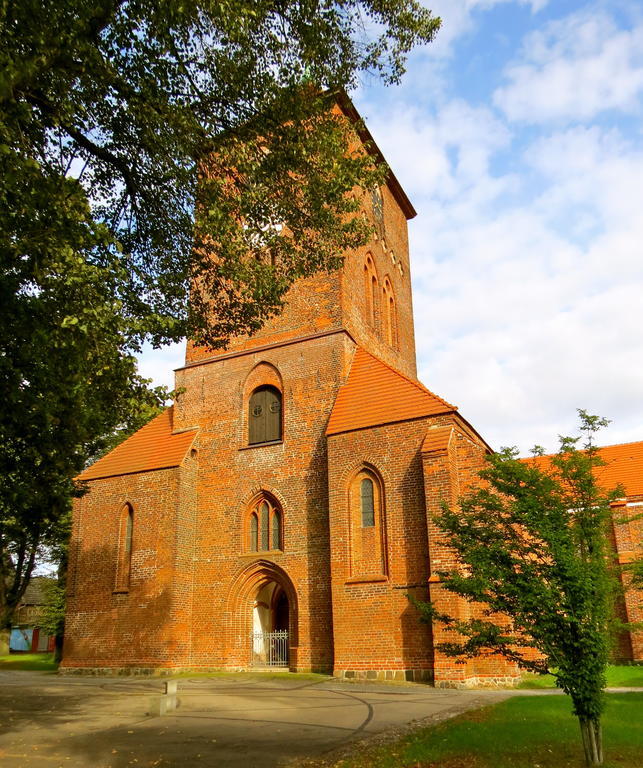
260, 501, 270, 550
247, 496, 283, 552
361, 478, 375, 527
272, 509, 282, 550
363, 254, 379, 329
250, 513, 258, 551
115, 503, 134, 592
371, 187, 384, 239
382, 277, 398, 348
348, 468, 387, 578
249, 386, 282, 445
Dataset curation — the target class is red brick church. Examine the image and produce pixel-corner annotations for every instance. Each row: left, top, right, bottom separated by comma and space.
62, 106, 641, 683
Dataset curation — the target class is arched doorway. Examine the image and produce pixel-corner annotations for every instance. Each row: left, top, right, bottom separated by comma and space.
252, 582, 290, 667
273, 588, 289, 631
227, 560, 297, 670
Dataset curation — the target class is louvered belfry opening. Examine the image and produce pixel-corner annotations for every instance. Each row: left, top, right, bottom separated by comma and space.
249, 385, 282, 444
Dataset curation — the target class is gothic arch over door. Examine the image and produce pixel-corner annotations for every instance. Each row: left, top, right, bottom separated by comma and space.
226, 560, 299, 669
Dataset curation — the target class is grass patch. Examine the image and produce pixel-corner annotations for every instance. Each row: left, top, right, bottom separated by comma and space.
518, 664, 643, 689
0, 653, 58, 671
336, 693, 643, 768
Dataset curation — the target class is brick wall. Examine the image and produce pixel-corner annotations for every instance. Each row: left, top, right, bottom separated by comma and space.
340, 184, 417, 380
610, 496, 643, 662
327, 416, 444, 678
63, 466, 187, 670
185, 179, 417, 379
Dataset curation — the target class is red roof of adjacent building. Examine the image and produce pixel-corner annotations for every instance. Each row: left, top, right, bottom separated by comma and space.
326, 348, 455, 436
528, 440, 643, 499
78, 408, 197, 481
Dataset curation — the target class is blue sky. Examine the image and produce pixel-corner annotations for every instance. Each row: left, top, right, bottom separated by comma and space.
139, 0, 643, 454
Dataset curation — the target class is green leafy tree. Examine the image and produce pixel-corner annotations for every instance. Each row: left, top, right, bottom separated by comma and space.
39, 575, 67, 663
1, 2, 440, 646
414, 412, 636, 766
29, 396, 167, 663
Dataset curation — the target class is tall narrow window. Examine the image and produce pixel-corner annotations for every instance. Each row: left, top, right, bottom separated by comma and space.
260, 501, 270, 550
361, 478, 375, 527
371, 187, 384, 239
250, 513, 258, 551
363, 264, 373, 324
364, 255, 378, 329
388, 295, 397, 347
371, 276, 378, 322
115, 503, 134, 591
246, 496, 284, 552
382, 277, 397, 348
349, 468, 387, 578
124, 508, 133, 559
249, 386, 282, 444
272, 509, 282, 550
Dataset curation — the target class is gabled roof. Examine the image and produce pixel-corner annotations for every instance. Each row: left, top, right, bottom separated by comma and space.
326, 348, 455, 436
78, 408, 197, 482
528, 440, 643, 499
20, 576, 55, 607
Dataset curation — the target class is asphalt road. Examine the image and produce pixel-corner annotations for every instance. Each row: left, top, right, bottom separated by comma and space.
0, 671, 511, 767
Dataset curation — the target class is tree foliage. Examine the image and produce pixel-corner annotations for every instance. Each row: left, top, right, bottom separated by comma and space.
0, 2, 439, 632
1, 0, 440, 346
414, 412, 635, 766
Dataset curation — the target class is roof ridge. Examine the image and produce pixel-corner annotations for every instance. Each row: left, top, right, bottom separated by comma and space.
357, 348, 457, 412
528, 440, 643, 461
593, 439, 643, 450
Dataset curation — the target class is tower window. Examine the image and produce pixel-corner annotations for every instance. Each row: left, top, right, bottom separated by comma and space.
371, 187, 384, 239
364, 254, 379, 329
382, 277, 398, 349
249, 386, 282, 444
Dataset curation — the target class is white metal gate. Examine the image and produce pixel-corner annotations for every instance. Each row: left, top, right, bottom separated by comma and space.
250, 630, 289, 667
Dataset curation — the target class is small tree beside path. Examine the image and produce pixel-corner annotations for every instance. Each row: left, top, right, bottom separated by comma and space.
414, 411, 642, 766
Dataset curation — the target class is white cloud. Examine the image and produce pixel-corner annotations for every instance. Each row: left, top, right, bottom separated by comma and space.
360, 81, 643, 454
494, 9, 643, 123
423, 1, 548, 58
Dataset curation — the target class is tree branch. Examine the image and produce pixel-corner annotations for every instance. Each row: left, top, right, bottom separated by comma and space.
24, 91, 140, 204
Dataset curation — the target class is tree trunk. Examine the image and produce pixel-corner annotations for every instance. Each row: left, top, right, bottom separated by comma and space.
54, 633, 64, 664
0, 627, 9, 656
579, 717, 603, 765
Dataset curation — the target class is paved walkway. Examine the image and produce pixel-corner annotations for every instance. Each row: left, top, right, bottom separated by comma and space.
0, 671, 512, 767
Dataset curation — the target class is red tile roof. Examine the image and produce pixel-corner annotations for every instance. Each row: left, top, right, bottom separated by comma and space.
78, 408, 197, 481
327, 348, 455, 436
528, 441, 643, 499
